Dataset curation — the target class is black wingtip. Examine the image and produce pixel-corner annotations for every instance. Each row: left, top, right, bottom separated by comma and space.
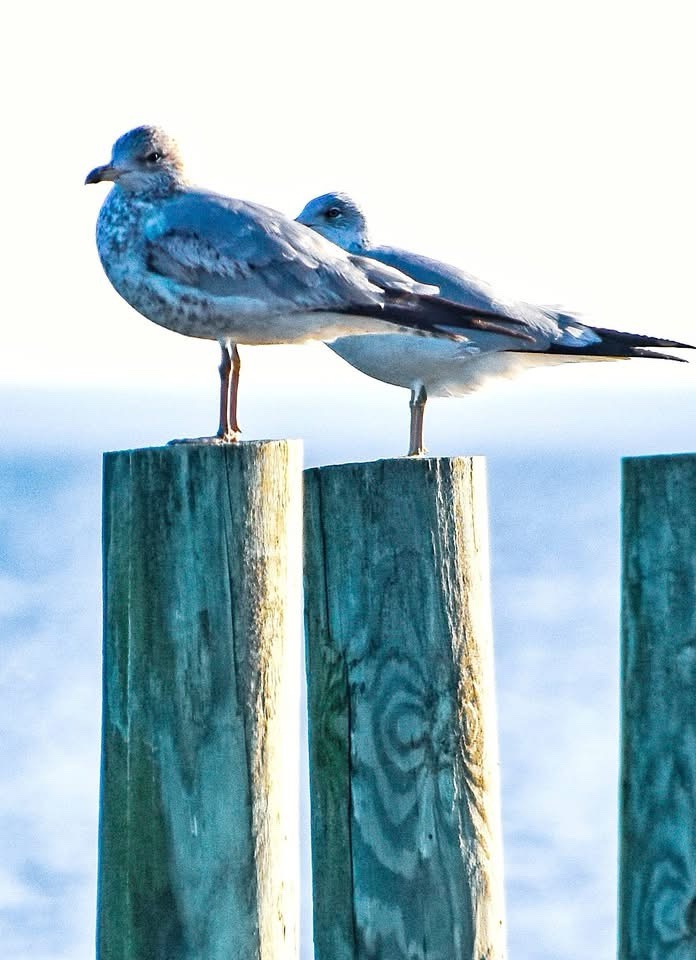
590, 326, 695, 351
628, 348, 689, 363
546, 343, 690, 362
418, 294, 535, 342
331, 291, 536, 341
545, 324, 693, 362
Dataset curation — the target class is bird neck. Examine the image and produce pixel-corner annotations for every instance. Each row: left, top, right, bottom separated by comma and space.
116, 173, 190, 200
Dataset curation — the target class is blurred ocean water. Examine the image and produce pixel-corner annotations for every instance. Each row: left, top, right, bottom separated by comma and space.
7, 367, 695, 959
0, 454, 102, 960
0, 443, 622, 960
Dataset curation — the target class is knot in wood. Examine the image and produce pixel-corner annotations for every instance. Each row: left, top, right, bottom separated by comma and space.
686, 895, 696, 937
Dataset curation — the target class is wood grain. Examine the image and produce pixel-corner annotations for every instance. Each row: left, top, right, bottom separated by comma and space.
620, 454, 696, 959
99, 442, 302, 960
304, 456, 506, 960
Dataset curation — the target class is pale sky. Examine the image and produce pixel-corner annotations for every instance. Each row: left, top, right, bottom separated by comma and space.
3, 0, 696, 403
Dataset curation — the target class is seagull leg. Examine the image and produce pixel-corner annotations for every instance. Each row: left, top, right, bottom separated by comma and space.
217, 340, 241, 442
408, 385, 428, 456
169, 341, 241, 444
229, 345, 242, 437
217, 341, 232, 438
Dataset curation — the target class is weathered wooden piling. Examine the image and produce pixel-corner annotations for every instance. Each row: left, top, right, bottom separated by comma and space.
99, 442, 302, 960
619, 454, 696, 958
304, 456, 506, 960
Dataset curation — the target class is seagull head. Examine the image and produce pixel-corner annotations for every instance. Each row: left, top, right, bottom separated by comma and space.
296, 192, 369, 253
85, 125, 186, 193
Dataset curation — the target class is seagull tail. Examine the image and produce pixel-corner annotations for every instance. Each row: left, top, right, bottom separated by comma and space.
547, 326, 694, 362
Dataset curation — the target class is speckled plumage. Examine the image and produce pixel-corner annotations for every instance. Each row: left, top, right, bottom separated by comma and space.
87, 127, 531, 350
86, 128, 542, 442
79, 129, 522, 440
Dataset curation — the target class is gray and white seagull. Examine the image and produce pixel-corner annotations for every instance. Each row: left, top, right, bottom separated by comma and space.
85, 126, 530, 442
297, 191, 693, 454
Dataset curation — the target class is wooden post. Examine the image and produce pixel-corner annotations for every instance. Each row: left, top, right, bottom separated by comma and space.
619, 454, 696, 958
304, 456, 506, 960
99, 442, 302, 960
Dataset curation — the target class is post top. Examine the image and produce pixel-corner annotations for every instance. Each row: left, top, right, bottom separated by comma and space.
304, 454, 486, 478
103, 439, 303, 461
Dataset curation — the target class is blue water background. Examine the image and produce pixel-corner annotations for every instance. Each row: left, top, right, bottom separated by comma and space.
3, 376, 693, 959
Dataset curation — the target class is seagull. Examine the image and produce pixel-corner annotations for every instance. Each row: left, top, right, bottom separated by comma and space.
85, 126, 530, 442
297, 192, 693, 455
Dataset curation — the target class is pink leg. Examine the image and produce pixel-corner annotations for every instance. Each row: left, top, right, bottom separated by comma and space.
217, 343, 231, 439
217, 342, 241, 442
229, 345, 241, 436
168, 343, 241, 445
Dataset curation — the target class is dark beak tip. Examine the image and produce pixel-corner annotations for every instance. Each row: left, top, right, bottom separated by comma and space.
85, 164, 112, 185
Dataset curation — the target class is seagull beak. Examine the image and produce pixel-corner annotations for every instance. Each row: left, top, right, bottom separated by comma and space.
85, 164, 118, 185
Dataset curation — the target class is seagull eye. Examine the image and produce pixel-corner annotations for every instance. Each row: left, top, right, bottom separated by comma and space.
145, 151, 162, 163
326, 207, 341, 220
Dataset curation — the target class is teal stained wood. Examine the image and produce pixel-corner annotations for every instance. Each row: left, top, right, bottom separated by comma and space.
99, 442, 302, 960
620, 455, 696, 959
304, 456, 506, 960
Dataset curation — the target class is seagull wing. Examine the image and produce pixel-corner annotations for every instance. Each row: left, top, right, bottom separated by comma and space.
348, 254, 438, 296
144, 191, 391, 312
365, 245, 554, 343
144, 190, 532, 340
